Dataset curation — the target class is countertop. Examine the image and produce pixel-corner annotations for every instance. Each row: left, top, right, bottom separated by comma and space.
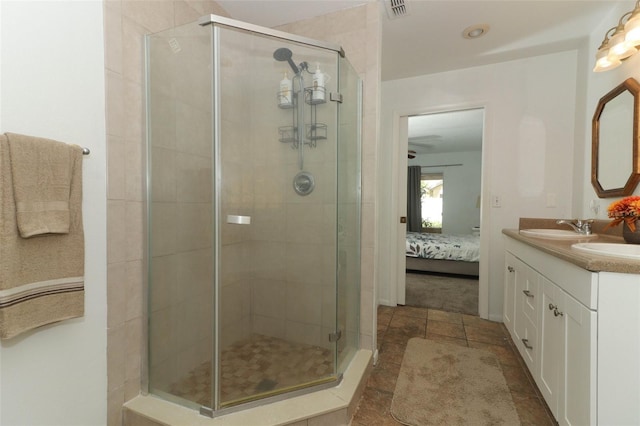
503, 218, 640, 274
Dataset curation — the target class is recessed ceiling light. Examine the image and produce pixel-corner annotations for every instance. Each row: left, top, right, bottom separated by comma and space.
462, 24, 490, 39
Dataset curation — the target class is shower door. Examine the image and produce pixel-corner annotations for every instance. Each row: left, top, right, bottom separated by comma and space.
214, 24, 341, 409
146, 15, 361, 416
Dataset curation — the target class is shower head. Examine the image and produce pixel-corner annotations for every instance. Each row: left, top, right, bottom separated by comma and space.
273, 47, 299, 74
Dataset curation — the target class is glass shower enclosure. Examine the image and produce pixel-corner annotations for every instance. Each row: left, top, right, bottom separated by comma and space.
145, 15, 361, 416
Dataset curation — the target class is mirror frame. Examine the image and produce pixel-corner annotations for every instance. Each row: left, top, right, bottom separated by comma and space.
592, 77, 640, 198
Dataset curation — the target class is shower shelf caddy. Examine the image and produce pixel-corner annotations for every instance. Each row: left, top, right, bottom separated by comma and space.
278, 86, 327, 148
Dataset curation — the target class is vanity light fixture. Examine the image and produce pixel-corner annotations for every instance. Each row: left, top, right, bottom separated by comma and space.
594, 27, 623, 72
594, 0, 640, 72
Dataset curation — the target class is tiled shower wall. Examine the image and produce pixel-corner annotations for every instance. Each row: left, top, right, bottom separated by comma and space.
104, 1, 230, 425
104, 0, 380, 424
277, 2, 381, 354
147, 22, 216, 391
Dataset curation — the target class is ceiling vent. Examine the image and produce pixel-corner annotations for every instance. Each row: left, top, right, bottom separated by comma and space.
384, 0, 410, 20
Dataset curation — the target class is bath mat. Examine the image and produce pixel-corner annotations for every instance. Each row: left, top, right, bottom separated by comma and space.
391, 338, 520, 425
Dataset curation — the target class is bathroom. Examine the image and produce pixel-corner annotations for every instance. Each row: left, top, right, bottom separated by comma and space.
0, 0, 638, 425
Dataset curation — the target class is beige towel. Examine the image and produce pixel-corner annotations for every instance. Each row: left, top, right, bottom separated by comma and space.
0, 134, 84, 339
5, 132, 77, 238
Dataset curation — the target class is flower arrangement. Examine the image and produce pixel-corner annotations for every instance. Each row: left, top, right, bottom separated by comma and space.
606, 196, 640, 231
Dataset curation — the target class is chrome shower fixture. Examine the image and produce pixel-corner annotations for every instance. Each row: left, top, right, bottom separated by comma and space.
273, 47, 307, 75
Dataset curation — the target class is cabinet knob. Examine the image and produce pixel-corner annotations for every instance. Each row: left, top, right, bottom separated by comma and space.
507, 266, 515, 272
548, 303, 557, 311
523, 290, 534, 298
554, 308, 564, 317
521, 338, 533, 350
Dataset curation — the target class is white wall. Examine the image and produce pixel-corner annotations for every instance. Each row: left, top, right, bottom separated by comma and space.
580, 1, 640, 218
408, 150, 482, 234
378, 51, 578, 320
0, 1, 107, 425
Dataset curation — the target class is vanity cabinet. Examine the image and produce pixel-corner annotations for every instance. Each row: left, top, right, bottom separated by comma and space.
504, 231, 640, 425
539, 277, 596, 426
504, 237, 597, 426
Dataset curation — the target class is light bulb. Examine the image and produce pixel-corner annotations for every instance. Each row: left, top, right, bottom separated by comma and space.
594, 48, 621, 72
609, 29, 637, 60
625, 14, 640, 45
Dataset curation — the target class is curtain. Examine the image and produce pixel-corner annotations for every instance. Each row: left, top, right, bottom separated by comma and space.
407, 166, 422, 232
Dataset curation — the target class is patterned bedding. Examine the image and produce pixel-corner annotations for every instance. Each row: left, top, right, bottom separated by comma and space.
406, 232, 480, 262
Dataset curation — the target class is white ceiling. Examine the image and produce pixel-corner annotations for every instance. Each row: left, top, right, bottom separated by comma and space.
216, 0, 619, 81
409, 109, 484, 154
215, 0, 621, 151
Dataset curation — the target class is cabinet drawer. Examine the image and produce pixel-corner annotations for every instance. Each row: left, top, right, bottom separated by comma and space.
516, 315, 537, 371
519, 264, 538, 324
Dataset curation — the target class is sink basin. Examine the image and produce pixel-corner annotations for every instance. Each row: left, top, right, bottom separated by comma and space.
571, 242, 640, 260
520, 229, 597, 239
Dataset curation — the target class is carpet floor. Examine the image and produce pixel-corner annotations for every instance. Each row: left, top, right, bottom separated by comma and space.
405, 272, 478, 316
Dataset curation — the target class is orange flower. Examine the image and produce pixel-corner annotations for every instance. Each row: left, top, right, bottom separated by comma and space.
606, 196, 640, 231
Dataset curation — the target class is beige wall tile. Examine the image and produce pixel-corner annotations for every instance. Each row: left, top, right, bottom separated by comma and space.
149, 254, 178, 312
122, 17, 145, 85
176, 202, 212, 251
286, 282, 322, 324
176, 153, 212, 203
123, 80, 143, 141
108, 262, 128, 329
104, 4, 123, 75
286, 321, 322, 347
252, 279, 286, 319
125, 317, 143, 380
108, 135, 126, 200
106, 70, 125, 138
122, 0, 173, 33
107, 324, 127, 392
108, 200, 127, 264
173, 0, 201, 26
125, 201, 144, 261
285, 243, 324, 284
150, 147, 177, 202
150, 202, 177, 257
126, 260, 144, 320
252, 315, 286, 339
125, 140, 144, 202
107, 385, 125, 426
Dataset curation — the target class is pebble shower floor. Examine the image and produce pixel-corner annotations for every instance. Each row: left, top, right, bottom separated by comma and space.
170, 334, 334, 406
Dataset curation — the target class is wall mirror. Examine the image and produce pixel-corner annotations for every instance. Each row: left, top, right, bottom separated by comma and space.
592, 77, 640, 198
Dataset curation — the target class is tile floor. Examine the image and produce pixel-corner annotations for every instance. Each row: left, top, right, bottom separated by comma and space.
351, 305, 558, 425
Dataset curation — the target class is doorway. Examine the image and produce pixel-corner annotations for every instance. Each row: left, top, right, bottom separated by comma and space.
400, 108, 484, 315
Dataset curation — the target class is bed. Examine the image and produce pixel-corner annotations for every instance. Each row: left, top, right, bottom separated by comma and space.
405, 232, 480, 277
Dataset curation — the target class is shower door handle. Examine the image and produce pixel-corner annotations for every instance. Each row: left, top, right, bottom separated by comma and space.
226, 215, 251, 225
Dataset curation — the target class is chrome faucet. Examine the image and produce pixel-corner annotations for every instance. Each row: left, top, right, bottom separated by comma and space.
556, 219, 594, 235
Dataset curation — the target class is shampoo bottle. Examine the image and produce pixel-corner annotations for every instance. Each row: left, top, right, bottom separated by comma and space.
312, 63, 326, 102
279, 71, 293, 108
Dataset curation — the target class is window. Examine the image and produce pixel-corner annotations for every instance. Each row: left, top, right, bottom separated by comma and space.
421, 173, 443, 233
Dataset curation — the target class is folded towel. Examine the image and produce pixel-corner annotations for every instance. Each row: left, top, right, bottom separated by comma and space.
0, 134, 84, 339
5, 132, 80, 238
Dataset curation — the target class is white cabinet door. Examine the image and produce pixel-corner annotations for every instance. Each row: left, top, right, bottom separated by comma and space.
503, 252, 517, 332
559, 293, 596, 426
538, 277, 562, 419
